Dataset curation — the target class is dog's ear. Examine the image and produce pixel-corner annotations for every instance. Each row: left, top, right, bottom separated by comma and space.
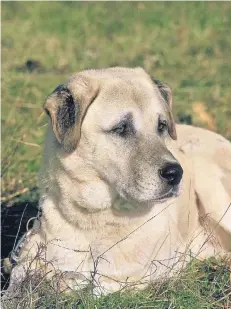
44, 76, 98, 152
152, 77, 177, 140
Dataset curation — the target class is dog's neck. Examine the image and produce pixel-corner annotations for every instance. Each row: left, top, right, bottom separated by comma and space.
40, 178, 161, 232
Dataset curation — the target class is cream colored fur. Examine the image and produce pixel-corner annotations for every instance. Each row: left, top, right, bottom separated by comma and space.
8, 67, 231, 296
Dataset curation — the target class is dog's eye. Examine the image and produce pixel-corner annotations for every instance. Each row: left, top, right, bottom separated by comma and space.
158, 119, 168, 133
110, 121, 130, 137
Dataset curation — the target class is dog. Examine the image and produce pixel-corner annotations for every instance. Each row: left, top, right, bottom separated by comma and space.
7, 67, 231, 296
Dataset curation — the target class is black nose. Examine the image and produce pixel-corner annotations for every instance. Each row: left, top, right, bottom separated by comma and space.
159, 163, 183, 186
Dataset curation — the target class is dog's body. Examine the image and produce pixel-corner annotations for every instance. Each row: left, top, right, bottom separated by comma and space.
8, 67, 231, 295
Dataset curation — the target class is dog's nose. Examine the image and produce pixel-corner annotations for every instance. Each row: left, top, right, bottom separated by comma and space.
159, 163, 183, 186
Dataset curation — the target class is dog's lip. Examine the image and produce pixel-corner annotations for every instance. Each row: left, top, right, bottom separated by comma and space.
125, 188, 180, 205
152, 186, 181, 203
119, 182, 182, 204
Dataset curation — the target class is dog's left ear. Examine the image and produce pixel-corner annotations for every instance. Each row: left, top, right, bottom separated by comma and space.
152, 77, 177, 140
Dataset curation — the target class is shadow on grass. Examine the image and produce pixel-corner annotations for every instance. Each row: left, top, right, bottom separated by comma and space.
1, 199, 39, 291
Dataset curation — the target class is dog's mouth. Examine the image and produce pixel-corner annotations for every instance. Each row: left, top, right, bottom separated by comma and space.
119, 182, 182, 206
153, 183, 182, 203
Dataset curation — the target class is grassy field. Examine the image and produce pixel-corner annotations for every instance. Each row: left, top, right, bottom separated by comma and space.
1, 2, 231, 308
2, 258, 231, 309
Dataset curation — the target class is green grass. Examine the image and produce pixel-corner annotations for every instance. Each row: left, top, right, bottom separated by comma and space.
1, 2, 231, 308
3, 258, 231, 309
2, 1, 231, 199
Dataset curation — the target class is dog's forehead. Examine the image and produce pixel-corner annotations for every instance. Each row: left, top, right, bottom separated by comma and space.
76, 68, 166, 133
67, 67, 165, 132
79, 66, 150, 79
101, 82, 157, 115
80, 67, 160, 110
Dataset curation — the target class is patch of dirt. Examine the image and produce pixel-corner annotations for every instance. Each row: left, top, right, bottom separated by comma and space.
192, 102, 216, 131
16, 59, 45, 73
15, 59, 70, 74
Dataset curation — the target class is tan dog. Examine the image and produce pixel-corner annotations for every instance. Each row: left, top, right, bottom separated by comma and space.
7, 67, 231, 296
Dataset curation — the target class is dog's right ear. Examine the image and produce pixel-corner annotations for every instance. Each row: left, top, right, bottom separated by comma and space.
44, 76, 98, 152
151, 77, 177, 140
151, 77, 173, 109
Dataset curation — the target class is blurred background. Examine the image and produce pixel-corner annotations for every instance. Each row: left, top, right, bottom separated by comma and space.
1, 1, 231, 296
2, 2, 231, 204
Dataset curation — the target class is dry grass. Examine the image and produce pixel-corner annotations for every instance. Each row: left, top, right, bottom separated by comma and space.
2, 248, 231, 309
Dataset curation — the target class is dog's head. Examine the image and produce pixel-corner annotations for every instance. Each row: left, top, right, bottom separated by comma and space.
44, 67, 183, 208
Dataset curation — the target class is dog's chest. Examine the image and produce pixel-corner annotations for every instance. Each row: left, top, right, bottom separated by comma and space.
89, 217, 183, 281
44, 203, 185, 283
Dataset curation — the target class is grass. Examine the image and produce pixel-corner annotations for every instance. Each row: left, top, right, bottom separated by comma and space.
1, 2, 231, 308
2, 258, 231, 309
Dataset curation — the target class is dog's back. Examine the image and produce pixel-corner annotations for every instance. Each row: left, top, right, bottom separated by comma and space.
177, 124, 231, 251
